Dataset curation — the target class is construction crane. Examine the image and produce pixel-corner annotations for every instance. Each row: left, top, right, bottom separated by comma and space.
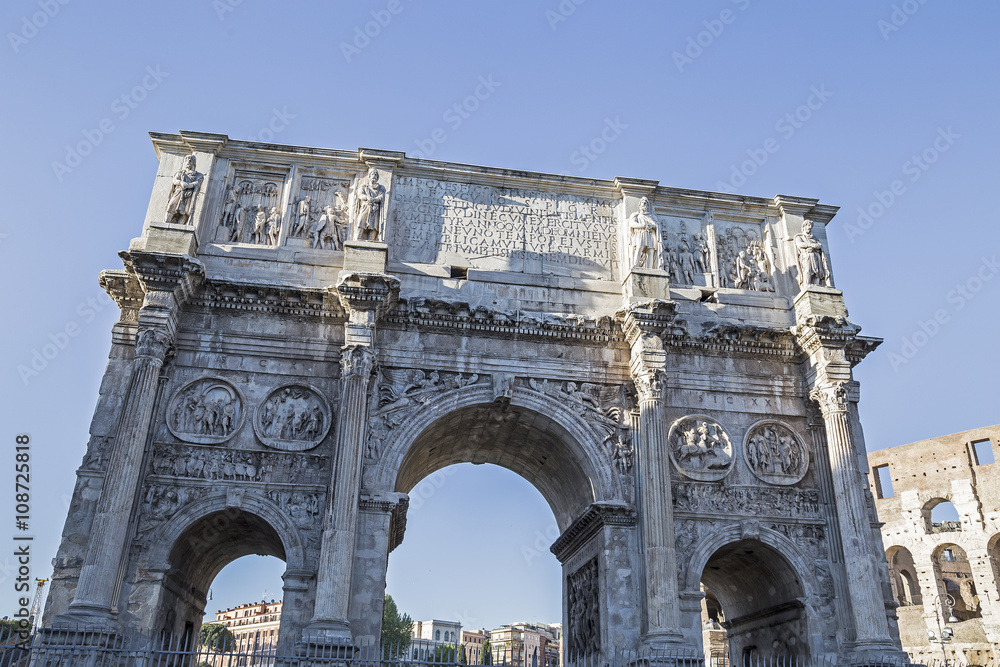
28, 578, 47, 634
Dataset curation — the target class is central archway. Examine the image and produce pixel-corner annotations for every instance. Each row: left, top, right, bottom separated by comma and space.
358, 383, 636, 654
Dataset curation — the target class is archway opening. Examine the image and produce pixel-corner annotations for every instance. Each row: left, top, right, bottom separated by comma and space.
886, 546, 922, 607
924, 498, 961, 534
382, 400, 612, 664
989, 534, 1000, 595
202, 555, 286, 653
698, 539, 808, 664
387, 463, 563, 666
158, 509, 288, 652
932, 544, 981, 620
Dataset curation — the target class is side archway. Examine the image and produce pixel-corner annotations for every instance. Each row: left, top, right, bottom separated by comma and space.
136, 493, 309, 653
684, 525, 822, 661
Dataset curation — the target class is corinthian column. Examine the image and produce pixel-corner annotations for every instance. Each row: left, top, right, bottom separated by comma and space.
304, 271, 398, 648
59, 251, 203, 626
617, 299, 688, 652
307, 346, 376, 644
810, 381, 895, 648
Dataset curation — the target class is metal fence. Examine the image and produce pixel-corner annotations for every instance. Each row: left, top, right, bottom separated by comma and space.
0, 630, 921, 667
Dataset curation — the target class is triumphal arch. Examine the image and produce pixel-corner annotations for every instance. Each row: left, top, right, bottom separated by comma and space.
44, 130, 907, 663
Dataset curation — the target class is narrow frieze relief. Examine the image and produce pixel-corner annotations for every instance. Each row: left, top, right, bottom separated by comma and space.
166, 378, 244, 445
673, 482, 821, 518
744, 420, 810, 485
567, 558, 601, 659
668, 415, 734, 481
254, 384, 334, 452
149, 442, 328, 485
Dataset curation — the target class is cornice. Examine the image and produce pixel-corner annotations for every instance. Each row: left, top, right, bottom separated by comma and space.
384, 297, 622, 344
550, 502, 636, 563
189, 278, 346, 319
334, 271, 400, 317
119, 250, 205, 302
792, 315, 863, 356
99, 269, 144, 323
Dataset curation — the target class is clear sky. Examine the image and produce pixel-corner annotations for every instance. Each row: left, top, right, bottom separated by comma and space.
1, 0, 997, 634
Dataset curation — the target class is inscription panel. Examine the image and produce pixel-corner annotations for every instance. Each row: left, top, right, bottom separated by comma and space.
389, 176, 619, 280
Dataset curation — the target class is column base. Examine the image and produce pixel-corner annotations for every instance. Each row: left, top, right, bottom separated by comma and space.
300, 619, 356, 659
640, 631, 699, 663
50, 603, 117, 631
843, 643, 911, 666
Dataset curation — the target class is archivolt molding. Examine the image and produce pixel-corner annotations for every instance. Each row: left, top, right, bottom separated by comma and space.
681, 521, 823, 600
363, 379, 624, 509
140, 491, 306, 575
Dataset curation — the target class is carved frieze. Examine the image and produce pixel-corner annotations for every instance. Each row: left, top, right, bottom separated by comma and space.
267, 490, 324, 529
254, 384, 333, 451
673, 482, 821, 518
661, 217, 711, 287
715, 220, 774, 291
217, 168, 287, 245
289, 176, 351, 249
744, 420, 809, 485
567, 558, 601, 658
150, 443, 327, 485
668, 415, 734, 481
166, 378, 244, 445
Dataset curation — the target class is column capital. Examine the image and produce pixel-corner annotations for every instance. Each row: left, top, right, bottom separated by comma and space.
634, 368, 666, 403
340, 345, 376, 380
809, 381, 850, 416
134, 327, 172, 361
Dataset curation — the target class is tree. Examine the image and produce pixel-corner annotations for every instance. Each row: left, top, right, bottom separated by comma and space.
199, 623, 235, 653
431, 643, 459, 663
480, 638, 493, 666
381, 594, 413, 659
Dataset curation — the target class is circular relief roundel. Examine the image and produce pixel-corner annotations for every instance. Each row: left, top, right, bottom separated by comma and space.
166, 378, 245, 445
667, 415, 735, 482
254, 384, 333, 452
743, 420, 809, 485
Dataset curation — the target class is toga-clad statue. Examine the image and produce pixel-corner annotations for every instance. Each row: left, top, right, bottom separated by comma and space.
628, 196, 664, 271
794, 220, 831, 288
164, 154, 204, 225
354, 167, 386, 242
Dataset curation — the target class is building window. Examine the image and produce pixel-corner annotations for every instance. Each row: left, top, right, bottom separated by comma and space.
873, 464, 894, 498
436, 630, 441, 641
972, 439, 995, 465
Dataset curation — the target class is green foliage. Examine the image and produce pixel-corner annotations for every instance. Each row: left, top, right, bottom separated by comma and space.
431, 643, 460, 663
199, 623, 235, 653
481, 639, 493, 666
381, 595, 413, 659
0, 618, 22, 642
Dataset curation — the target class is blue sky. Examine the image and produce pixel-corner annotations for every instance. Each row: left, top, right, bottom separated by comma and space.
1, 0, 997, 634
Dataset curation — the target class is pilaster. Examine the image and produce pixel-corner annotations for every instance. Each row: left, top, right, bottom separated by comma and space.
56, 251, 203, 628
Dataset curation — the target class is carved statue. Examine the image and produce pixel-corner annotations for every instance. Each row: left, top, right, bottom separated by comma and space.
675, 238, 697, 285
293, 196, 312, 236
266, 207, 281, 245
354, 167, 386, 242
164, 154, 204, 225
794, 220, 831, 288
252, 205, 267, 245
627, 197, 663, 270
693, 232, 710, 274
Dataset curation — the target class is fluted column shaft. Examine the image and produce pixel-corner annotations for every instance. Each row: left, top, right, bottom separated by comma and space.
69, 327, 171, 618
634, 370, 683, 645
812, 382, 892, 645
309, 345, 375, 637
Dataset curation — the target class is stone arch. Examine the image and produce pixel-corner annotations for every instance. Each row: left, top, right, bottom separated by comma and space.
932, 543, 981, 620
139, 493, 308, 651
922, 497, 961, 534
988, 534, 1000, 596
886, 545, 921, 607
366, 383, 623, 531
685, 525, 821, 660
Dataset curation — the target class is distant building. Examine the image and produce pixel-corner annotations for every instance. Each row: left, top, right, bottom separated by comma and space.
411, 619, 462, 660
489, 622, 561, 667
209, 599, 281, 662
867, 425, 1000, 666
463, 629, 487, 664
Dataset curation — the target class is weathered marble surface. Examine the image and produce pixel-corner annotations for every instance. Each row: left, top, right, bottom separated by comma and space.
43, 130, 904, 664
